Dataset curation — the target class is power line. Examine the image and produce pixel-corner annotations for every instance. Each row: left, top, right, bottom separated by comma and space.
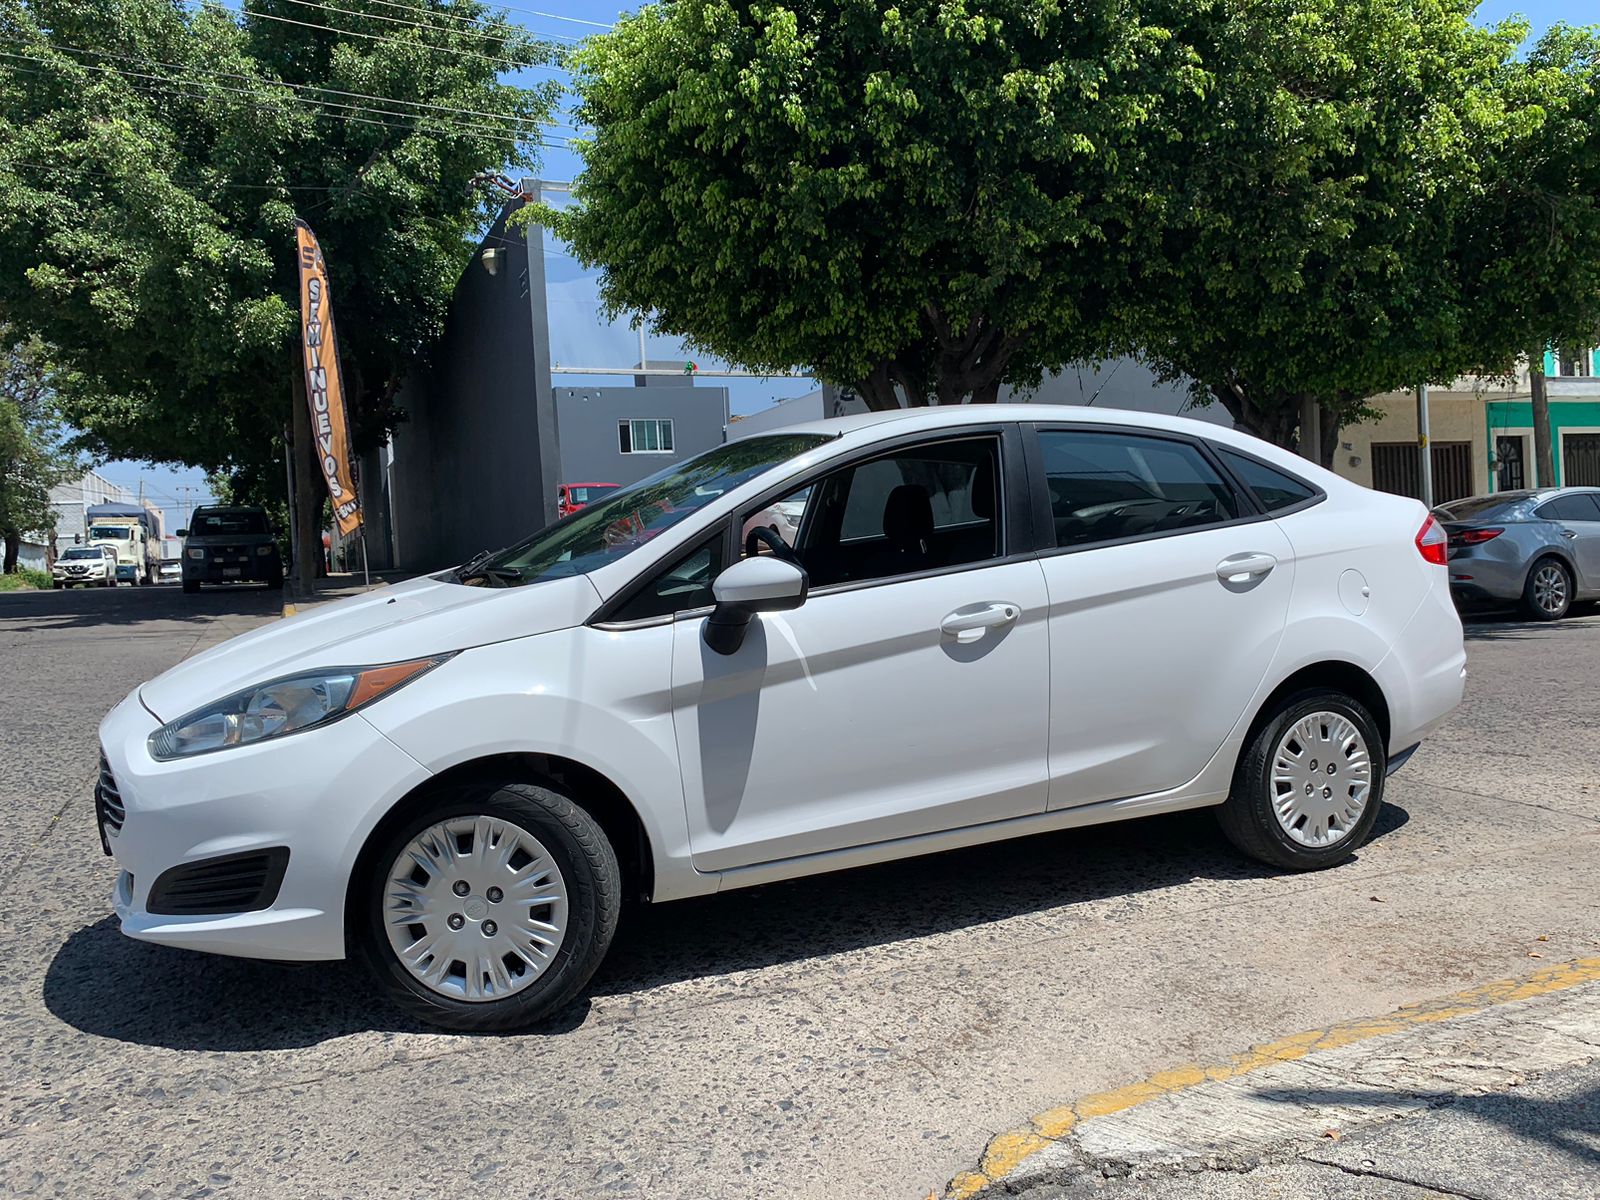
243, 7, 570, 72
271, 0, 570, 51
351, 0, 589, 43
0, 50, 574, 146
28, 37, 579, 132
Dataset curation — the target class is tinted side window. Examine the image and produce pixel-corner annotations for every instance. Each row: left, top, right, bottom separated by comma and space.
1039, 430, 1240, 548
1216, 448, 1318, 513
745, 437, 1002, 587
1538, 494, 1600, 521
610, 533, 726, 622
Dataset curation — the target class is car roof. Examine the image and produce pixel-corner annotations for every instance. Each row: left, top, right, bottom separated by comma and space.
192, 504, 266, 514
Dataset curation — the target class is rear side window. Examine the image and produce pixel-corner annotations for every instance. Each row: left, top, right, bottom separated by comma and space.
1039, 430, 1240, 548
1216, 448, 1319, 513
1537, 493, 1600, 521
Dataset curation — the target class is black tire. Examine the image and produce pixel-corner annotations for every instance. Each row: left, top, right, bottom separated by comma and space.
1521, 556, 1572, 621
181, 579, 199, 594
266, 568, 284, 590
1217, 689, 1387, 871
358, 779, 621, 1032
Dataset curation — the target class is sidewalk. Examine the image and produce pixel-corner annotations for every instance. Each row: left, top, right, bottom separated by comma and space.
281, 568, 411, 616
945, 962, 1600, 1200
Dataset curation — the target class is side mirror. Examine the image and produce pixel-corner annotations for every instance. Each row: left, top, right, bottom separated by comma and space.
703, 557, 809, 656
176, 529, 188, 538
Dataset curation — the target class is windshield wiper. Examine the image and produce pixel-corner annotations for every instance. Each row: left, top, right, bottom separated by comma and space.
452, 549, 523, 587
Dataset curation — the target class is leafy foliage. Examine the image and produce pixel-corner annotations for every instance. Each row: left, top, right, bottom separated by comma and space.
0, 0, 558, 486
0, 325, 78, 570
551, 0, 1215, 409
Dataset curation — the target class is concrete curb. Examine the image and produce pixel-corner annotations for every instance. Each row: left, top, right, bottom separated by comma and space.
934, 957, 1600, 1199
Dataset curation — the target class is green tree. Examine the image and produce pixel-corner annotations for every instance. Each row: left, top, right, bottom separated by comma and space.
1133, 0, 1533, 457
1454, 24, 1600, 486
550, 0, 1215, 410
0, 0, 559, 582
0, 326, 78, 572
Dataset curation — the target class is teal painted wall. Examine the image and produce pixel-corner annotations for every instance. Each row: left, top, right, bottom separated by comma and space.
1485, 398, 1600, 487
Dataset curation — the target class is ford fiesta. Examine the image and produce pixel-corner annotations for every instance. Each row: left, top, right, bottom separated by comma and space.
97, 407, 1466, 1031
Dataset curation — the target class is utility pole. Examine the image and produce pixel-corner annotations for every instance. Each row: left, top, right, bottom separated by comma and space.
1417, 384, 1434, 507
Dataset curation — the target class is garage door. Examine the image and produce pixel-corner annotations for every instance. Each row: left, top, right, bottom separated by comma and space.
1564, 433, 1600, 487
1371, 442, 1474, 503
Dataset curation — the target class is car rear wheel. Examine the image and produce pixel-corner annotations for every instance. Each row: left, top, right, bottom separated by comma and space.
181, 579, 199, 594
1217, 689, 1386, 871
1521, 557, 1572, 621
360, 780, 620, 1032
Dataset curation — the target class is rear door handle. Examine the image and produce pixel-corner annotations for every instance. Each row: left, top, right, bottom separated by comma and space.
1561, 529, 1578, 539
940, 602, 1020, 644
1216, 553, 1278, 584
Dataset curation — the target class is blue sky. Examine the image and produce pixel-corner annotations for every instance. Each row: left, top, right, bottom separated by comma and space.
113, 0, 1594, 518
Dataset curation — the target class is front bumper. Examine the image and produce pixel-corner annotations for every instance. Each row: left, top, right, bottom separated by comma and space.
54, 570, 108, 584
98, 689, 432, 961
183, 557, 280, 583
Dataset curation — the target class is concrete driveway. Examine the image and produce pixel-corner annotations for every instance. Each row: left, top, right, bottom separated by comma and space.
1, 585, 1596, 1199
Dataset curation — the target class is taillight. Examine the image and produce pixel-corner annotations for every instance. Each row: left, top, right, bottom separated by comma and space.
1452, 527, 1503, 546
1416, 514, 1448, 565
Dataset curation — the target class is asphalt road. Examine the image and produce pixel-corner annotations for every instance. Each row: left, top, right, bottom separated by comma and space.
1, 583, 1597, 1199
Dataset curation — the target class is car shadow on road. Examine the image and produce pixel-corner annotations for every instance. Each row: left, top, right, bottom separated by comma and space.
42, 803, 1409, 1050
0, 583, 282, 633
1463, 603, 1600, 642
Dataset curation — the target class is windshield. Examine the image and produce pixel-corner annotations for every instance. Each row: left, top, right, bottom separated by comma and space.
192, 510, 269, 536
470, 434, 831, 587
89, 525, 132, 540
62, 547, 104, 560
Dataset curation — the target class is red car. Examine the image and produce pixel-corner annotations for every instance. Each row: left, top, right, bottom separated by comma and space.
556, 482, 619, 519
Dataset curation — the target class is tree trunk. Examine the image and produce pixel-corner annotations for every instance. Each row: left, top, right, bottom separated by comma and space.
1, 530, 18, 574
290, 369, 322, 594
1317, 406, 1341, 470
1208, 382, 1298, 449
1529, 347, 1555, 488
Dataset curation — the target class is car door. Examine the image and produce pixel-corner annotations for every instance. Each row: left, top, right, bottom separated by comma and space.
1032, 425, 1295, 809
1537, 492, 1600, 591
669, 429, 1051, 873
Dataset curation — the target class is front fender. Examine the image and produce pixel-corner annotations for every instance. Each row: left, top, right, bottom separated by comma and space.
359, 625, 714, 902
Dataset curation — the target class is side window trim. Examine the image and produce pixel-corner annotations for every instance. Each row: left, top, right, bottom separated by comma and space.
1027, 422, 1263, 555
589, 519, 735, 628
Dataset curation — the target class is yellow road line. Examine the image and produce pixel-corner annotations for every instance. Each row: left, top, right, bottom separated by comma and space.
937, 955, 1600, 1200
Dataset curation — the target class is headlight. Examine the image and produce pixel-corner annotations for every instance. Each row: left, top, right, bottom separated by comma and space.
255, 545, 273, 556
186, 547, 205, 559
148, 656, 451, 760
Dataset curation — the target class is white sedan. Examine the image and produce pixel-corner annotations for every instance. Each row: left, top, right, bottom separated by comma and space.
96, 406, 1465, 1030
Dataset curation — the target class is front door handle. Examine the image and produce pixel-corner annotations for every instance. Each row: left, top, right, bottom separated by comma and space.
1216, 553, 1278, 585
1561, 529, 1578, 539
940, 602, 1020, 644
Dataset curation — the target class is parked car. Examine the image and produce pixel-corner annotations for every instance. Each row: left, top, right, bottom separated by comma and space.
96, 407, 1465, 1031
1434, 487, 1600, 620
556, 481, 619, 520
179, 505, 284, 593
158, 560, 182, 584
53, 545, 117, 588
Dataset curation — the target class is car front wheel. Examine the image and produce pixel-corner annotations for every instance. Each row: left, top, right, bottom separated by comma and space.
1217, 690, 1386, 871
360, 780, 620, 1032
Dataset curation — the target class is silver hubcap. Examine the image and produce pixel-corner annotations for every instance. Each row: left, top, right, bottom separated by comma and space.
383, 815, 569, 1003
1271, 712, 1372, 848
1533, 564, 1568, 614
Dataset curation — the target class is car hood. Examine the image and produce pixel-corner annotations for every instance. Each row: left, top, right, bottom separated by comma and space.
139, 573, 602, 721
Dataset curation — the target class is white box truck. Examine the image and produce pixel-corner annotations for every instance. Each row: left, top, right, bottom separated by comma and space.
87, 502, 162, 586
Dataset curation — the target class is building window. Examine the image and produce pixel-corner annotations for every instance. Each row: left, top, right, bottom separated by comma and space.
1557, 347, 1595, 377
619, 419, 675, 454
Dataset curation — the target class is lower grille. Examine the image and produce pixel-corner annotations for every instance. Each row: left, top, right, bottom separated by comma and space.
95, 754, 125, 853
146, 848, 290, 916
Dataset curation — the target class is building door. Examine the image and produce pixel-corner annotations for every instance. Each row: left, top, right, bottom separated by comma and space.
1371, 441, 1474, 503
1496, 436, 1526, 491
1563, 433, 1600, 488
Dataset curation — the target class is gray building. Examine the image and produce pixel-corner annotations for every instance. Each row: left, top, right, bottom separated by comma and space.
554, 368, 729, 488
